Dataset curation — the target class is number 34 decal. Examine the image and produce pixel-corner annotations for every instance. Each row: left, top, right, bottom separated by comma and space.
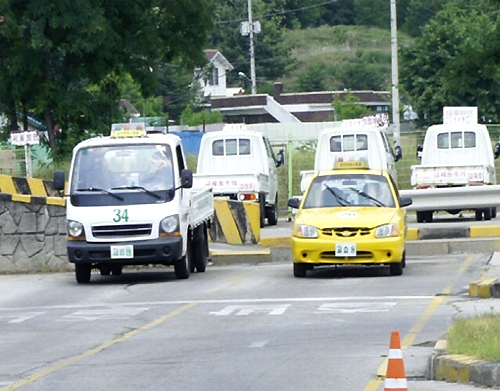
113, 209, 129, 222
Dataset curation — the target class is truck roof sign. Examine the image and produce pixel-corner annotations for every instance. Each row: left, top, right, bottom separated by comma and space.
111, 123, 147, 138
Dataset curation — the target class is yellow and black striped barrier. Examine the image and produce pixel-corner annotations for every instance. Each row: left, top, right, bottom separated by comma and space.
0, 174, 65, 206
209, 198, 260, 245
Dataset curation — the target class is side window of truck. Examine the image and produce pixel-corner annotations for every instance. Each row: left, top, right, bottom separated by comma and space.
263, 136, 276, 160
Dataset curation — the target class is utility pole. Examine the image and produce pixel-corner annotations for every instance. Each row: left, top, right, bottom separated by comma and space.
241, 0, 260, 95
247, 0, 257, 94
390, 0, 400, 144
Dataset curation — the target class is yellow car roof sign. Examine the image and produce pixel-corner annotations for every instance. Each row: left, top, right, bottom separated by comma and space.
111, 123, 147, 138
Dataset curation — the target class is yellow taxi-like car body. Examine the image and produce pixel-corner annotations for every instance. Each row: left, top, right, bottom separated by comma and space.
289, 165, 412, 277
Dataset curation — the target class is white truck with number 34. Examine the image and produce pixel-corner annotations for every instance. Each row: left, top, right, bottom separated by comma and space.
54, 123, 214, 283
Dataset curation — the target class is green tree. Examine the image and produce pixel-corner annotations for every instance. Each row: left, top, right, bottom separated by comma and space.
400, 1, 500, 126
332, 91, 370, 120
180, 105, 223, 126
0, 0, 214, 157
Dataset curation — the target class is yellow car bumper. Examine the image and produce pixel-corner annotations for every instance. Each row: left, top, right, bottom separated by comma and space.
291, 235, 405, 265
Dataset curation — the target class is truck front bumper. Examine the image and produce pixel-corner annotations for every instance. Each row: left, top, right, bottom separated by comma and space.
67, 237, 183, 266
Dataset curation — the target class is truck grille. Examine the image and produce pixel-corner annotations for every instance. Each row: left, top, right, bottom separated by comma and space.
92, 223, 152, 238
321, 227, 372, 238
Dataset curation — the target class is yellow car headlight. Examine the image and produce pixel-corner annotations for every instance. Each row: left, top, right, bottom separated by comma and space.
293, 224, 319, 238
375, 223, 399, 238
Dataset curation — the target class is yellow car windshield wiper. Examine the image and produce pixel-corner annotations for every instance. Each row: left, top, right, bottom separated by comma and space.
349, 187, 385, 207
324, 184, 350, 206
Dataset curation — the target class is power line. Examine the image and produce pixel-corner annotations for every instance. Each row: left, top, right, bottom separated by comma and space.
215, 0, 340, 25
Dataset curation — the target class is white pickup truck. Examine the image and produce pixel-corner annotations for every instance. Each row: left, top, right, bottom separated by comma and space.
193, 126, 284, 227
54, 123, 213, 283
408, 123, 500, 222
300, 124, 402, 193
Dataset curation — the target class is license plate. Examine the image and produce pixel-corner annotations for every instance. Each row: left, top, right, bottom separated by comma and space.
335, 242, 356, 257
111, 245, 134, 259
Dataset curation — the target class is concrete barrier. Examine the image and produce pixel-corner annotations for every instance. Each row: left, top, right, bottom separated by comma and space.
209, 199, 260, 245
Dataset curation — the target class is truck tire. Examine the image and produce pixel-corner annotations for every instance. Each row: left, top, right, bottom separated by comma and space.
192, 224, 208, 273
259, 193, 266, 228
484, 208, 492, 221
75, 264, 91, 284
175, 238, 192, 279
266, 195, 279, 226
492, 207, 497, 219
416, 211, 425, 223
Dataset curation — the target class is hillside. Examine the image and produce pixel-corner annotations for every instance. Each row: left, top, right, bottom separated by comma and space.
280, 25, 413, 93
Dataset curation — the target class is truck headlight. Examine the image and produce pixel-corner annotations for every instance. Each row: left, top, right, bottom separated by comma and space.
160, 215, 180, 236
293, 224, 318, 238
375, 223, 399, 238
67, 220, 84, 239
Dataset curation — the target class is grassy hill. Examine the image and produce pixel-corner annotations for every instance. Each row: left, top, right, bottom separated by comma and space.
281, 25, 413, 93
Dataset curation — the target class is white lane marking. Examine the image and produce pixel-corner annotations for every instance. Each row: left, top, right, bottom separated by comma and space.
210, 304, 290, 316
249, 341, 268, 348
315, 302, 397, 314
0, 296, 435, 311
60, 307, 149, 321
0, 312, 45, 323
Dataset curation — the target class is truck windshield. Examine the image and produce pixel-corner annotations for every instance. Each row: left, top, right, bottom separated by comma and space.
71, 144, 175, 193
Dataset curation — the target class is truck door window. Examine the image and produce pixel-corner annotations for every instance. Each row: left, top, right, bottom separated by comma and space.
176, 145, 185, 171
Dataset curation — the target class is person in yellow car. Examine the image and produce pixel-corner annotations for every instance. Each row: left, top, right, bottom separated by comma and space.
288, 161, 412, 278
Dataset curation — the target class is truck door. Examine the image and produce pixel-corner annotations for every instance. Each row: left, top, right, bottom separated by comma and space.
175, 144, 190, 242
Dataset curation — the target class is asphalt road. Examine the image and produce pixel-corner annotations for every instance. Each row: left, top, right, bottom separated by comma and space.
0, 252, 489, 391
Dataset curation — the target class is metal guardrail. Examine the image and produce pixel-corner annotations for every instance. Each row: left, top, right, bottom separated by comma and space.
400, 185, 500, 212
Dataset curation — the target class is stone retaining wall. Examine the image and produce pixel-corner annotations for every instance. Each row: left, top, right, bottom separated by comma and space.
0, 194, 70, 272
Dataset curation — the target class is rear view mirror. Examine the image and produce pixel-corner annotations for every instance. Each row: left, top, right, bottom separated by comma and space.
494, 142, 500, 159
394, 145, 402, 162
180, 169, 193, 189
276, 149, 285, 167
416, 145, 423, 160
287, 197, 301, 209
53, 170, 65, 191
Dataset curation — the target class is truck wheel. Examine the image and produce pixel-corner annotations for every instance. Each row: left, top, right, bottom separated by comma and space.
175, 241, 192, 279
484, 208, 492, 221
75, 264, 91, 284
416, 211, 424, 223
293, 263, 308, 278
266, 195, 279, 226
259, 194, 266, 228
390, 262, 403, 276
492, 207, 497, 219
192, 224, 208, 273
475, 209, 483, 221
424, 211, 433, 222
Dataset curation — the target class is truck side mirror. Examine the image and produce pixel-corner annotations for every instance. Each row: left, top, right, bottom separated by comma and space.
276, 149, 285, 167
416, 145, 423, 160
53, 170, 65, 191
494, 142, 500, 159
394, 145, 402, 162
180, 168, 193, 189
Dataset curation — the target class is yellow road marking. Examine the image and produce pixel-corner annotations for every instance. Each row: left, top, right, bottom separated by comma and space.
363, 254, 475, 391
1, 279, 242, 391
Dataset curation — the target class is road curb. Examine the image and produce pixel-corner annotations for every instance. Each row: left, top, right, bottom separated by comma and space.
429, 340, 500, 387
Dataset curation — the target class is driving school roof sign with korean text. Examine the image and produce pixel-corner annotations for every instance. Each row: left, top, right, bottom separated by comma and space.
443, 106, 478, 125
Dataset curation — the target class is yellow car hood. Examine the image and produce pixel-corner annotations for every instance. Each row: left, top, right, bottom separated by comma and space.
296, 207, 400, 228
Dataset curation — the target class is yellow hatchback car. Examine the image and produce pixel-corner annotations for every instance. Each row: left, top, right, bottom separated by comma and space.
288, 164, 412, 278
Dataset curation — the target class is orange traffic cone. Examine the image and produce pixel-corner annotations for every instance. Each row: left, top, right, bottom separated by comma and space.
384, 331, 408, 391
